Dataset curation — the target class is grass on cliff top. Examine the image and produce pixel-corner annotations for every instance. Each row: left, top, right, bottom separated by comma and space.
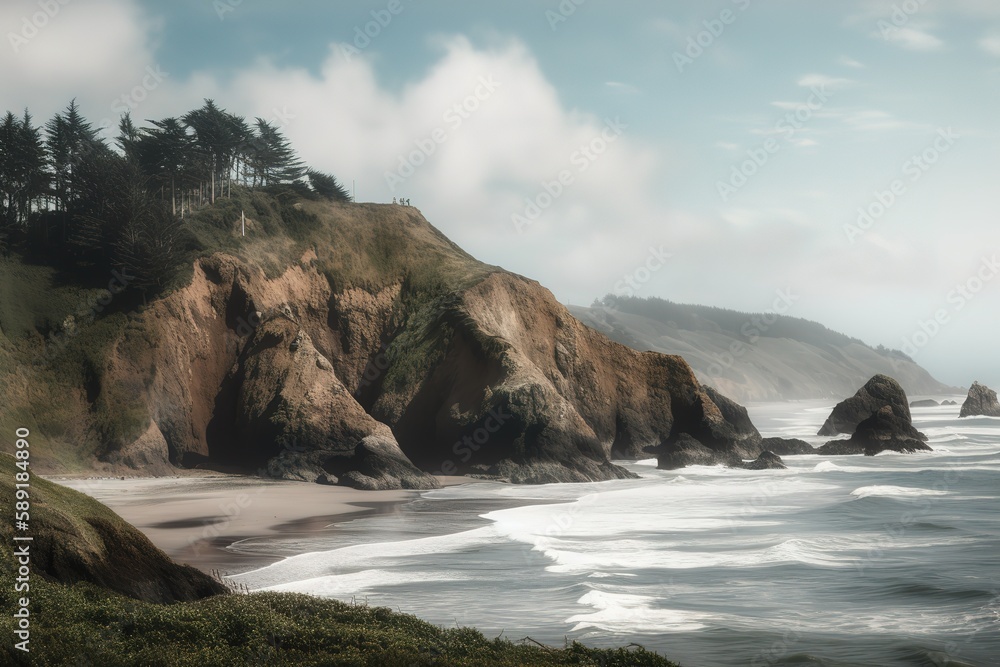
0, 585, 679, 667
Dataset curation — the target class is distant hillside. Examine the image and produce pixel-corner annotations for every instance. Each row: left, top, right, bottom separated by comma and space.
568, 296, 957, 403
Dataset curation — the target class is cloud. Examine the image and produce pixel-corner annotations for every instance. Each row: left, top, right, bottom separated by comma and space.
838, 55, 866, 68
796, 73, 855, 90
877, 26, 944, 51
980, 35, 1000, 56
149, 36, 667, 303
841, 109, 928, 132
0, 0, 161, 119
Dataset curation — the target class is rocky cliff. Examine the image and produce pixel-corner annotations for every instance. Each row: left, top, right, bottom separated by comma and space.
0, 199, 761, 484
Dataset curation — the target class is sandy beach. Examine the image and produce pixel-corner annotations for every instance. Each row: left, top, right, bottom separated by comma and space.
52, 473, 476, 575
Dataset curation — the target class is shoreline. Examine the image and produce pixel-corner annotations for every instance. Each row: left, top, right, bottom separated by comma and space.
54, 473, 481, 574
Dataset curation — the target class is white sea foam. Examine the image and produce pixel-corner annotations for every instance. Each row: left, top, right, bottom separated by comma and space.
567, 590, 712, 633
234, 525, 502, 589
813, 461, 844, 472
264, 568, 472, 596
850, 485, 950, 499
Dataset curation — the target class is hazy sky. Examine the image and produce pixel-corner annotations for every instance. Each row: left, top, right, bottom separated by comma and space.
1, 0, 997, 389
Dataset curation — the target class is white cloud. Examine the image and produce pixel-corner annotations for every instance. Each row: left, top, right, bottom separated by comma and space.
150, 36, 667, 302
0, 0, 161, 120
796, 73, 855, 90
841, 109, 928, 132
838, 55, 867, 68
980, 35, 1000, 57
877, 26, 944, 51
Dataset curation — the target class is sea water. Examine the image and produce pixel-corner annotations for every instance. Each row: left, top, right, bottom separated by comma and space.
233, 399, 1000, 666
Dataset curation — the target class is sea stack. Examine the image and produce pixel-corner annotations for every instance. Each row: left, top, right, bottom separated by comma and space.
818, 405, 931, 456
959, 382, 1000, 418
818, 374, 912, 436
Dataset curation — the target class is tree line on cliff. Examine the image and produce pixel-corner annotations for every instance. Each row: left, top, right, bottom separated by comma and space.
0, 99, 350, 294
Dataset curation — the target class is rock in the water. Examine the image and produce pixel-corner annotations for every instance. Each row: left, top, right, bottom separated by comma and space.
760, 437, 815, 456
656, 434, 742, 470
481, 458, 638, 484
942, 400, 958, 406
743, 451, 786, 470
818, 405, 931, 456
700, 386, 765, 458
818, 374, 912, 436
959, 382, 1000, 418
909, 399, 939, 408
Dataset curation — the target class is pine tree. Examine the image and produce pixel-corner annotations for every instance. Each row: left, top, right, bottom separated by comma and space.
307, 169, 351, 202
250, 119, 304, 187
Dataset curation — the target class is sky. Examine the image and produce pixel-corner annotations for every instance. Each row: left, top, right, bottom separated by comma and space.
1, 0, 997, 389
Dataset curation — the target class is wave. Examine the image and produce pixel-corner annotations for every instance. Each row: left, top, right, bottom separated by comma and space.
850, 485, 950, 499
567, 590, 713, 633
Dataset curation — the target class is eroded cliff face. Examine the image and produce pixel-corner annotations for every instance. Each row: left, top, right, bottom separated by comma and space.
39, 202, 761, 484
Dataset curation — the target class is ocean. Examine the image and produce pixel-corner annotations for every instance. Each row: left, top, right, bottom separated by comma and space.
232, 399, 1000, 667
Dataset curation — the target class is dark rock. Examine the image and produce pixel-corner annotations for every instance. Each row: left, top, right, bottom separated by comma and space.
656, 434, 742, 470
761, 437, 815, 456
482, 458, 638, 484
332, 437, 442, 490
942, 400, 958, 406
818, 405, 931, 456
700, 386, 764, 457
959, 382, 1000, 418
818, 374, 912, 436
743, 451, 786, 470
909, 399, 939, 408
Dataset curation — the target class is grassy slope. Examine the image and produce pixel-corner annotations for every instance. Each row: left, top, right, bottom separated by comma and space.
0, 455, 678, 666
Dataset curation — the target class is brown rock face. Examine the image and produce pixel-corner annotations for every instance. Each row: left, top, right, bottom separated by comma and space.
60, 203, 761, 484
